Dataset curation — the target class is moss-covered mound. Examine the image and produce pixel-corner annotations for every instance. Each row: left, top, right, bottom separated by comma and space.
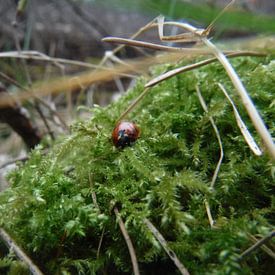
0, 56, 274, 274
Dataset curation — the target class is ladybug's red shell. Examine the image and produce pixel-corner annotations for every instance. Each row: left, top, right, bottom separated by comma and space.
112, 121, 140, 148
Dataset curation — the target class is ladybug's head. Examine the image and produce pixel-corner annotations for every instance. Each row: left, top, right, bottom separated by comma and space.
116, 129, 131, 148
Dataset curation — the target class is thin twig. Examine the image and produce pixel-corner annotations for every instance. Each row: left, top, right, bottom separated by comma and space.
239, 230, 275, 260
0, 156, 29, 170
117, 87, 150, 122
218, 83, 262, 156
196, 85, 224, 189
144, 218, 190, 275
202, 37, 275, 160
204, 200, 215, 228
0, 228, 44, 275
103, 37, 211, 53
97, 228, 105, 259
89, 174, 105, 259
34, 102, 55, 140
196, 84, 221, 228
0, 72, 69, 132
0, 51, 135, 78
145, 51, 265, 88
248, 234, 275, 260
111, 17, 158, 56
12, 29, 55, 140
114, 207, 140, 275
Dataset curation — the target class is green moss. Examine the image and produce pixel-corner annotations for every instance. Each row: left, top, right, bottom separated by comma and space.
0, 56, 274, 274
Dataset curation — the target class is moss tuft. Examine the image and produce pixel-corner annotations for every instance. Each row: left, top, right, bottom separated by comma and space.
0, 56, 274, 274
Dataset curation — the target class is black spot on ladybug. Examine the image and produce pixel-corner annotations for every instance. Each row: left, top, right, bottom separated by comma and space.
112, 121, 140, 148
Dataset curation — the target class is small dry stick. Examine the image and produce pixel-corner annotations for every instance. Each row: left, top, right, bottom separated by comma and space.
204, 199, 215, 228
248, 234, 275, 260
196, 85, 223, 228
88, 174, 105, 258
196, 85, 224, 189
239, 230, 275, 260
0, 71, 68, 131
202, 37, 275, 160
145, 51, 266, 88
0, 228, 43, 275
218, 83, 262, 156
0, 51, 135, 78
144, 218, 190, 275
114, 207, 140, 275
0, 156, 29, 170
116, 87, 150, 122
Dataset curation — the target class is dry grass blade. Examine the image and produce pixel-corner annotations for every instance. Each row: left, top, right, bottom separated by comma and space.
0, 228, 44, 275
0, 53, 184, 108
144, 218, 190, 275
114, 207, 140, 275
117, 87, 150, 122
240, 231, 275, 260
202, 38, 275, 160
196, 85, 224, 189
145, 51, 266, 88
204, 200, 215, 228
0, 50, 135, 78
196, 85, 223, 228
103, 37, 211, 53
218, 83, 262, 156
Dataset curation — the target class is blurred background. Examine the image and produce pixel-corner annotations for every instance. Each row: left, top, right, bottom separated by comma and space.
0, 0, 275, 190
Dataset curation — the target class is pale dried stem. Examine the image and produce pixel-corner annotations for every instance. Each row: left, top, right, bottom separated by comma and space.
114, 207, 140, 275
196, 84, 224, 228
218, 83, 262, 156
240, 231, 275, 260
145, 51, 265, 88
0, 156, 29, 170
196, 85, 224, 189
0, 51, 135, 78
204, 200, 215, 228
89, 174, 105, 259
0, 71, 69, 132
103, 37, 210, 53
0, 228, 44, 275
117, 87, 150, 122
202, 38, 275, 160
144, 218, 190, 275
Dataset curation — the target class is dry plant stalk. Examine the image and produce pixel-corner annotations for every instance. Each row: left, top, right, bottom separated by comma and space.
0, 228, 43, 275
196, 85, 224, 228
218, 83, 262, 156
240, 230, 275, 260
144, 218, 190, 275
114, 207, 140, 275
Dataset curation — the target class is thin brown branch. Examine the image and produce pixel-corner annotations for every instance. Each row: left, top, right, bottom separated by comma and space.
0, 156, 29, 170
0, 228, 44, 275
144, 218, 190, 275
145, 51, 265, 88
88, 174, 105, 259
103, 37, 210, 53
34, 102, 55, 141
0, 72, 69, 132
202, 37, 275, 160
117, 87, 150, 122
114, 207, 140, 275
196, 85, 224, 189
0, 51, 135, 78
240, 231, 275, 260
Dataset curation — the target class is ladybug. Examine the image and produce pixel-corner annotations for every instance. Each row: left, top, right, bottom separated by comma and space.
112, 121, 140, 148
